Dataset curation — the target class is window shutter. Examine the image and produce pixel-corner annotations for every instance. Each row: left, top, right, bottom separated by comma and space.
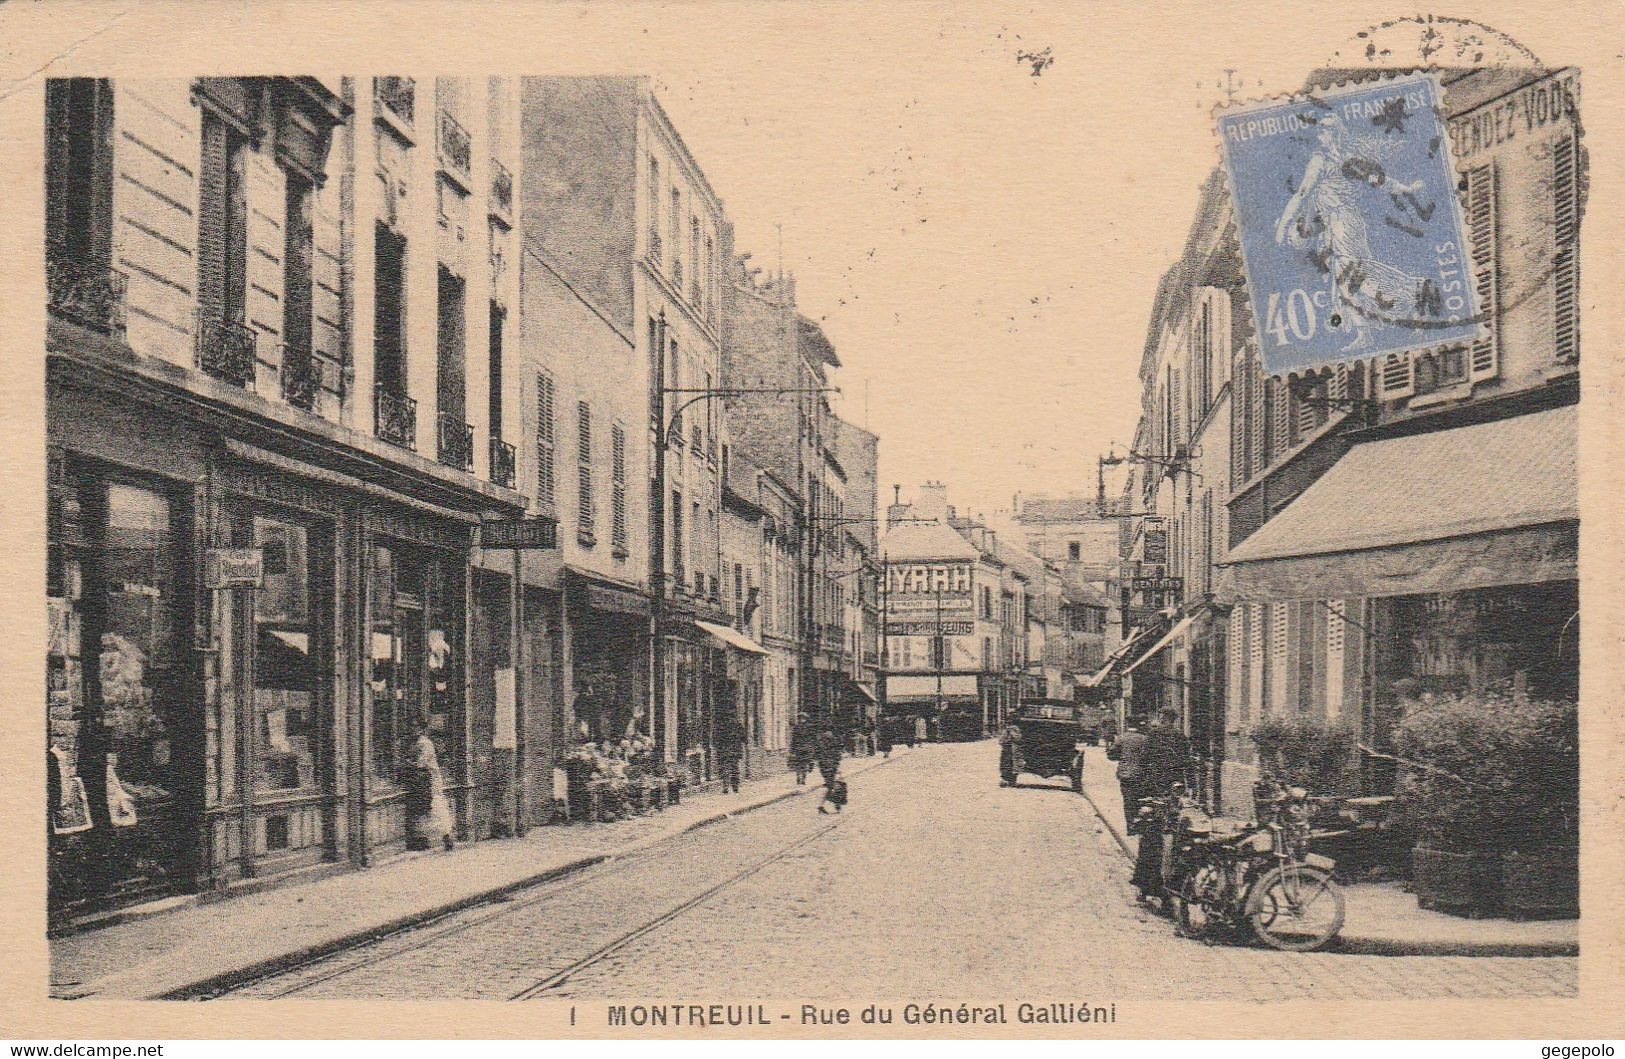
577, 401, 594, 531
1466, 163, 1500, 381
1295, 376, 1320, 438
1268, 377, 1290, 459
535, 371, 555, 506
1170, 368, 1184, 448
1377, 352, 1415, 399
197, 113, 231, 322
1268, 601, 1289, 716
1552, 137, 1580, 365
1325, 600, 1345, 721
611, 423, 627, 549
1247, 602, 1264, 718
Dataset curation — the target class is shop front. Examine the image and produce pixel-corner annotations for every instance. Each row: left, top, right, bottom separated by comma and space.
694, 620, 768, 776
1220, 404, 1579, 799
46, 356, 528, 923
566, 569, 652, 749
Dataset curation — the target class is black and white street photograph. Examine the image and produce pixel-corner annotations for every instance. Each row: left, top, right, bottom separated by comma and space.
7, 0, 1621, 1047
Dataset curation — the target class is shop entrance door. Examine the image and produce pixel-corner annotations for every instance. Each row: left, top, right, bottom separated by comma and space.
470, 571, 513, 839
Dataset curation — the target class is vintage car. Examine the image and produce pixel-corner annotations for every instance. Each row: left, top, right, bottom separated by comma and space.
1000, 701, 1092, 791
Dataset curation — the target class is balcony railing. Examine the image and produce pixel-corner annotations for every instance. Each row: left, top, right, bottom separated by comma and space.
437, 109, 472, 184
489, 160, 513, 220
195, 312, 258, 387
437, 412, 474, 471
374, 385, 417, 450
489, 436, 516, 488
280, 347, 323, 410
375, 77, 415, 128
48, 260, 127, 335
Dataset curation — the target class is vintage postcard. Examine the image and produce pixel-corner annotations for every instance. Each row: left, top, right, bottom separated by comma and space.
0, 0, 1621, 1045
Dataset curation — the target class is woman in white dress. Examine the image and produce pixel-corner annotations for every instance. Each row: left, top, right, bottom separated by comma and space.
408, 721, 455, 852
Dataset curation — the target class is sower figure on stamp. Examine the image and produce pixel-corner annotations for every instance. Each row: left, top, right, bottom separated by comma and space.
1274, 110, 1431, 354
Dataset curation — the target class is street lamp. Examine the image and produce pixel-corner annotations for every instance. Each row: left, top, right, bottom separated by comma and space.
648, 308, 835, 760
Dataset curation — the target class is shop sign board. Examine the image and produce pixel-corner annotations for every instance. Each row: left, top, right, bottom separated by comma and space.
885, 561, 974, 597
481, 518, 558, 550
1142, 528, 1168, 565
889, 620, 974, 636
203, 548, 263, 589
1132, 576, 1184, 596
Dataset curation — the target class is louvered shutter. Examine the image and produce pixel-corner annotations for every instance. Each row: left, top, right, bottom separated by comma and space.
1552, 137, 1580, 365
1269, 377, 1290, 459
1171, 368, 1184, 448
611, 424, 628, 549
535, 372, 556, 506
1466, 163, 1500, 381
1295, 375, 1320, 438
1377, 352, 1415, 399
1247, 603, 1264, 719
197, 113, 231, 324
1268, 601, 1289, 716
1325, 600, 1345, 721
577, 401, 594, 532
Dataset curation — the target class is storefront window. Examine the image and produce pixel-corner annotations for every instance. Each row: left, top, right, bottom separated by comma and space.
48, 470, 193, 912
99, 484, 182, 815
251, 516, 319, 794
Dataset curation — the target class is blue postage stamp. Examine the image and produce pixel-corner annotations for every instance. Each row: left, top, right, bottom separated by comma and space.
1217, 73, 1482, 376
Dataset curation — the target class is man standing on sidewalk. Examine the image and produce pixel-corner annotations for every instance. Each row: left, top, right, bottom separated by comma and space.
715, 710, 745, 794
1107, 716, 1151, 832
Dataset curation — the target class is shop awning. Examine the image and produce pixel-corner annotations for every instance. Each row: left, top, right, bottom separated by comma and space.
694, 620, 769, 655
845, 681, 878, 703
1121, 613, 1198, 676
1221, 406, 1577, 603
1081, 619, 1165, 687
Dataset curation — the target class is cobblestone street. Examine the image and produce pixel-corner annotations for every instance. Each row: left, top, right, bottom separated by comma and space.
224, 743, 1576, 1002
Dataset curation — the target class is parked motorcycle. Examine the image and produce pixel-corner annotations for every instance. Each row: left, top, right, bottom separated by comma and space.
1140, 780, 1346, 952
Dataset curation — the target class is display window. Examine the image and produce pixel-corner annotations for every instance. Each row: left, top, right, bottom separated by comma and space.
47, 466, 196, 914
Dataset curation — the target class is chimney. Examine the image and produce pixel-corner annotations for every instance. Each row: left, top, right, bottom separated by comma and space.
915, 481, 949, 523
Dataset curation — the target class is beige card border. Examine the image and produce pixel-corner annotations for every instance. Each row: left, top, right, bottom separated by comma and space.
1, 0, 1621, 1040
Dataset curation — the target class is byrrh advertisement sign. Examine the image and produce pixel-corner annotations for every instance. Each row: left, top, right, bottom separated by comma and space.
886, 560, 976, 618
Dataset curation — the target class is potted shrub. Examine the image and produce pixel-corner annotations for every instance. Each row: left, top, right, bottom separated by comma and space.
1392, 684, 1578, 919
1248, 714, 1358, 793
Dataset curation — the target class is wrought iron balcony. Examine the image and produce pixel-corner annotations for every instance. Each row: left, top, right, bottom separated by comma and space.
437, 412, 474, 471
374, 385, 417, 450
375, 77, 415, 128
437, 109, 472, 183
47, 260, 126, 335
195, 312, 258, 387
489, 436, 516, 488
280, 346, 323, 410
489, 160, 513, 220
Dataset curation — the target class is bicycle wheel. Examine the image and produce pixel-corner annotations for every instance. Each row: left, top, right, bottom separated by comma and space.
1245, 863, 1345, 952
1175, 867, 1220, 939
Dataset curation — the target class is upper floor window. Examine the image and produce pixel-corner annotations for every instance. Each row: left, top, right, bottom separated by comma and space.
196, 108, 254, 387
577, 400, 595, 543
45, 78, 122, 336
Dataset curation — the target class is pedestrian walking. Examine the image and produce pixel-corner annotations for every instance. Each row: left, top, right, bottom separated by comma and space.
860, 714, 877, 756
912, 715, 926, 747
814, 726, 844, 813
999, 721, 1025, 786
789, 713, 814, 785
928, 715, 941, 742
405, 721, 454, 853
876, 715, 893, 758
715, 710, 745, 794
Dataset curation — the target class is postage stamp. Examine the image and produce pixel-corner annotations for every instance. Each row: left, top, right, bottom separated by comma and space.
1218, 72, 1483, 376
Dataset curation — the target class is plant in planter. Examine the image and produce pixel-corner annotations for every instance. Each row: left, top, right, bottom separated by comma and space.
1248, 714, 1358, 793
1391, 684, 1578, 918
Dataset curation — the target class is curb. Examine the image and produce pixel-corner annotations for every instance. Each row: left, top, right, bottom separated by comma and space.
106, 748, 911, 1000
1072, 779, 1577, 960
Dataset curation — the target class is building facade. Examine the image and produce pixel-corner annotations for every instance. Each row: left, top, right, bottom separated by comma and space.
518, 76, 736, 784
44, 76, 538, 921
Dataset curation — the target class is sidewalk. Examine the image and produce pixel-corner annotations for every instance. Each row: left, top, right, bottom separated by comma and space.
51, 748, 906, 1000
1074, 749, 1579, 958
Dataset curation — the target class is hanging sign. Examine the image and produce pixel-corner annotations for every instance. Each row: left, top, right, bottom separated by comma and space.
203, 548, 264, 589
481, 518, 558, 550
